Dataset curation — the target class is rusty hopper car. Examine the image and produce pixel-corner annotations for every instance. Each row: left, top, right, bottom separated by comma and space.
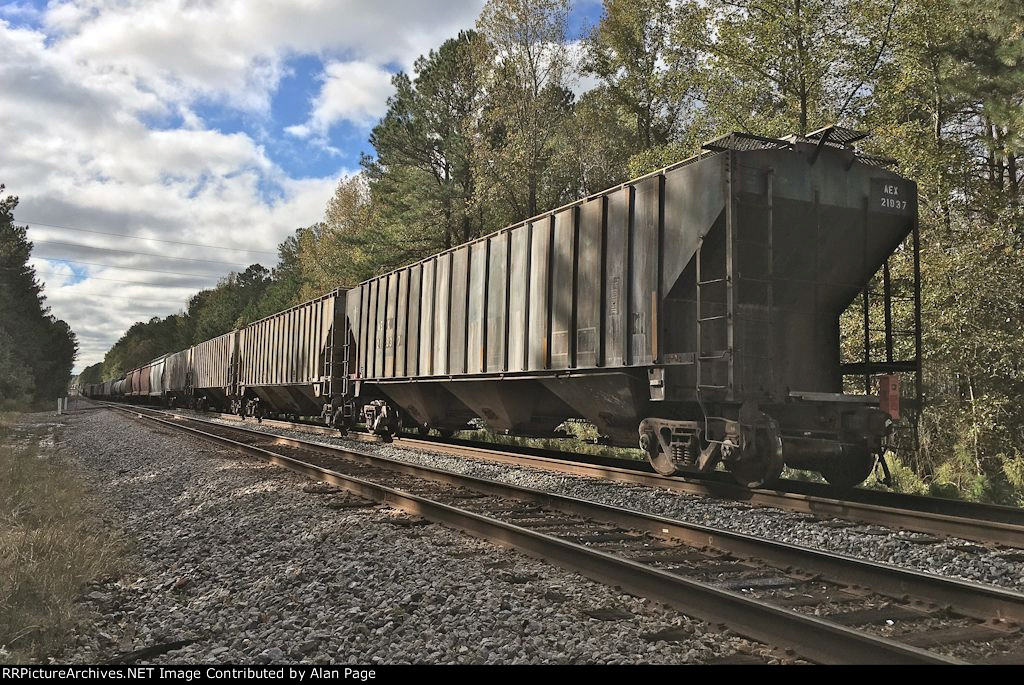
345, 127, 921, 488
190, 331, 238, 411
235, 290, 349, 420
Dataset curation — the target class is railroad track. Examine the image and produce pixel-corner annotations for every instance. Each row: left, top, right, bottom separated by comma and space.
159, 407, 1024, 549
107, 403, 1024, 664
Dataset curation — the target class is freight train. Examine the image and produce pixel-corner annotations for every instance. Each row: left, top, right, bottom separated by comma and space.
85, 127, 922, 489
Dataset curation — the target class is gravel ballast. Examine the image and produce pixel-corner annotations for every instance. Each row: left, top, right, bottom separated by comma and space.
197, 415, 1024, 592
46, 406, 782, 665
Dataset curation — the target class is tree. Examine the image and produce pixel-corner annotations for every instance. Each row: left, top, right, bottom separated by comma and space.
296, 176, 380, 298
690, 0, 899, 137
251, 228, 306, 318
852, 0, 1024, 500
189, 264, 271, 343
0, 184, 78, 407
365, 31, 488, 253
583, 0, 698, 156
475, 0, 576, 222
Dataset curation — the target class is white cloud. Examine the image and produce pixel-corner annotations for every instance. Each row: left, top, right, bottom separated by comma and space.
286, 60, 396, 138
2, 2, 488, 372
41, 0, 484, 113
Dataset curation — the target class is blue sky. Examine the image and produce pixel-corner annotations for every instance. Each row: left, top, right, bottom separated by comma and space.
0, 1, 603, 371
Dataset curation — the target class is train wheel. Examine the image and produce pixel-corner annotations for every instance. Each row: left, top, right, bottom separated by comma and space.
647, 449, 680, 476
638, 427, 680, 476
821, 447, 874, 489
725, 411, 784, 489
417, 425, 429, 437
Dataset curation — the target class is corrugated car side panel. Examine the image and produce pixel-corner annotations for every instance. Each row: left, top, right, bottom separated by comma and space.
399, 268, 411, 376
418, 260, 434, 375
346, 286, 362, 379
310, 300, 320, 381
357, 284, 369, 377
311, 296, 326, 384
577, 196, 604, 368
302, 301, 312, 382
551, 207, 577, 369
299, 303, 308, 382
243, 322, 254, 387
468, 241, 487, 374
433, 255, 451, 375
322, 296, 334, 382
149, 358, 165, 395
631, 174, 662, 366
386, 271, 400, 378
250, 320, 260, 385
606, 187, 631, 366
406, 264, 421, 377
449, 245, 469, 375
286, 304, 296, 383
528, 217, 552, 370
508, 225, 529, 372
374, 277, 387, 378
138, 365, 152, 395
194, 331, 236, 389
365, 280, 377, 378
486, 232, 508, 372
238, 293, 338, 387
286, 306, 295, 382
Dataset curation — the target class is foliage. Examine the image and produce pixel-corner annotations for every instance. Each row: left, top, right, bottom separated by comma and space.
0, 414, 124, 661
0, 186, 78, 408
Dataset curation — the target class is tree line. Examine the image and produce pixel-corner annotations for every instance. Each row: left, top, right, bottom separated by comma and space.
0, 186, 78, 409
87, 0, 1023, 502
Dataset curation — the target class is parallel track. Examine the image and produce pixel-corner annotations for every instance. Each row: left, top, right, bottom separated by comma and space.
107, 403, 1024, 664
166, 408, 1024, 549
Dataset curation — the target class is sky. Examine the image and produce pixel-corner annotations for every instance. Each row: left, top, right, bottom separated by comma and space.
0, 0, 603, 373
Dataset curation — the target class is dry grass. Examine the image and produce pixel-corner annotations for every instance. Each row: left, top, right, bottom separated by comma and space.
0, 413, 124, 663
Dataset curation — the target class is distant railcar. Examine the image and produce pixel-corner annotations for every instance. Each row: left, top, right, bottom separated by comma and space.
148, 355, 168, 399
163, 348, 191, 406
234, 290, 348, 421
190, 331, 238, 411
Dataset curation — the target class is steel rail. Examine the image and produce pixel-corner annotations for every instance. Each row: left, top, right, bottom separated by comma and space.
108, 405, 1020, 663
122, 405, 1024, 624
389, 435, 1024, 549
98, 403, 1024, 547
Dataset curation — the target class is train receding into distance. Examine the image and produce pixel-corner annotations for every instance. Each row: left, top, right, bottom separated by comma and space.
84, 127, 922, 490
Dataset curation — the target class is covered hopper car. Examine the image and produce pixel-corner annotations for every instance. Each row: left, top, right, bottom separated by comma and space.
344, 127, 921, 488
85, 127, 920, 489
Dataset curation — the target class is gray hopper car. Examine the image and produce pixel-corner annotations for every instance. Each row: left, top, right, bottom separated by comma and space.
190, 331, 238, 411
345, 127, 921, 488
83, 127, 920, 490
235, 290, 347, 419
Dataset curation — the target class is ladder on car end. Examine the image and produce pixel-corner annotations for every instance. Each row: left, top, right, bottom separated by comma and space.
696, 161, 776, 403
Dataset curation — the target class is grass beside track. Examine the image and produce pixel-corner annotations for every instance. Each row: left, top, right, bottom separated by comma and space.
0, 412, 123, 663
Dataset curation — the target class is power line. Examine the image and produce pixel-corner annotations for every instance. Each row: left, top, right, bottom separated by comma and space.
31, 268, 203, 287
30, 255, 231, 279
16, 217, 282, 256
39, 287, 189, 306
29, 238, 256, 268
